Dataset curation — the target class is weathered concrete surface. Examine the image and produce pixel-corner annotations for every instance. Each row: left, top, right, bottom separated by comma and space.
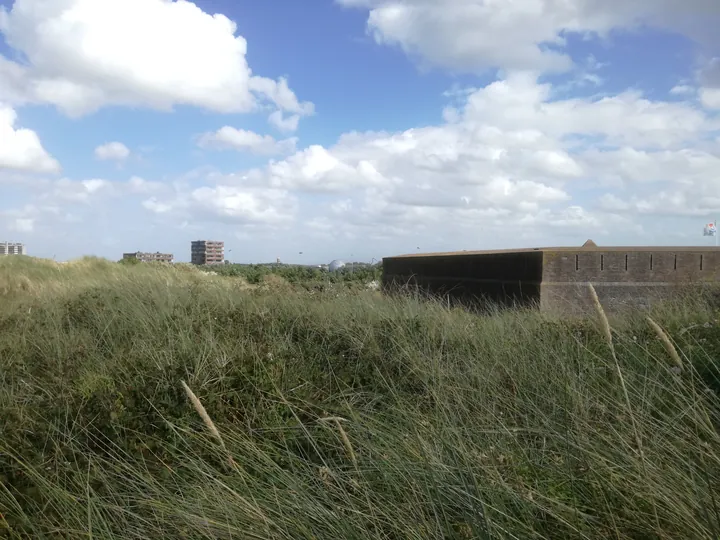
382, 245, 720, 313
382, 250, 543, 309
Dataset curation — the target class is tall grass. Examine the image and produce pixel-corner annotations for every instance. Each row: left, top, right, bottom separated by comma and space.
0, 256, 719, 539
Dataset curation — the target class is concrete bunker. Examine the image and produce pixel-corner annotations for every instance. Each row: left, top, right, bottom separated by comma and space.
382, 242, 720, 313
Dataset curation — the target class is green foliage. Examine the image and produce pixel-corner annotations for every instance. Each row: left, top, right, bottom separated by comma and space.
0, 256, 719, 539
209, 262, 381, 286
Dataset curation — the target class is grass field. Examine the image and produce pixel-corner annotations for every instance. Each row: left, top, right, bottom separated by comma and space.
1, 255, 719, 539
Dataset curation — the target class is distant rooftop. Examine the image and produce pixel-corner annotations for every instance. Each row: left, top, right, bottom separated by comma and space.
387, 241, 720, 259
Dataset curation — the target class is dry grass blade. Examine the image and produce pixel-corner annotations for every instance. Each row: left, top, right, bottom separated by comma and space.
588, 284, 659, 531
181, 380, 239, 471
588, 282, 614, 354
587, 284, 643, 453
646, 316, 683, 371
319, 416, 357, 467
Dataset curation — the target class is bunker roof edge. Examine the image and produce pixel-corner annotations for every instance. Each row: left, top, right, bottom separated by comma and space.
385, 245, 720, 259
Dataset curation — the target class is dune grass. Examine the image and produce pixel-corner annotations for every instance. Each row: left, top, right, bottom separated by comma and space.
1, 256, 719, 539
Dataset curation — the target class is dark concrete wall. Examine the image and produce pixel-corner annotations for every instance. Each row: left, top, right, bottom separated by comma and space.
383, 248, 720, 314
540, 250, 720, 314
382, 251, 544, 309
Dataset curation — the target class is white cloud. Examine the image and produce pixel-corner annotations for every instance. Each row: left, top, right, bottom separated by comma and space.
246, 74, 717, 204
127, 176, 163, 194
580, 147, 720, 187
12, 217, 34, 232
191, 186, 296, 224
4, 0, 720, 260
600, 187, 720, 217
699, 57, 720, 88
143, 184, 297, 225
454, 73, 714, 149
269, 110, 301, 133
0, 0, 313, 118
670, 84, 695, 96
142, 198, 174, 215
0, 104, 60, 173
338, 0, 720, 74
700, 88, 720, 109
259, 145, 393, 192
598, 194, 632, 212
50, 178, 114, 203
217, 71, 720, 241
197, 127, 297, 156
695, 58, 720, 110
41, 175, 167, 205
95, 141, 130, 161
7, 67, 715, 257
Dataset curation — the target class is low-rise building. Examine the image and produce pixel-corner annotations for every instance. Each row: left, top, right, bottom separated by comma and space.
1, 242, 25, 256
123, 251, 174, 263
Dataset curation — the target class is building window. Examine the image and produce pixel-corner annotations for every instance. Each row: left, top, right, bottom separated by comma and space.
600, 254, 604, 271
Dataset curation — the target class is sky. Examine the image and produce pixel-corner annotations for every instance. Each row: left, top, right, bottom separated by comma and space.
1, 0, 720, 264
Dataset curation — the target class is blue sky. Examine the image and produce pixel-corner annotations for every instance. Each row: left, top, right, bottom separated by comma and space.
1, 0, 720, 263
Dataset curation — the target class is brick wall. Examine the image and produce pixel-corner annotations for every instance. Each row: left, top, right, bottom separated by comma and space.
540, 250, 720, 314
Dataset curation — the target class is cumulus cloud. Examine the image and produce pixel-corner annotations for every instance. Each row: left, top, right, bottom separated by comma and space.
0, 104, 60, 173
599, 172, 720, 217
670, 84, 695, 96
50, 178, 115, 203
700, 88, 720, 109
268, 110, 301, 133
8, 66, 716, 253
0, 0, 313, 118
95, 141, 130, 162
245, 73, 717, 198
143, 185, 297, 226
202, 71, 719, 242
197, 127, 297, 156
338, 0, 720, 74
127, 176, 163, 194
39, 176, 166, 206
581, 147, 720, 186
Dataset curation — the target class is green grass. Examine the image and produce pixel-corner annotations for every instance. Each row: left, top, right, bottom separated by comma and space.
1, 255, 719, 539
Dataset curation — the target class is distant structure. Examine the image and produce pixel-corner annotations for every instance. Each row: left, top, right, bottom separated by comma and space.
329, 259, 346, 272
382, 241, 720, 314
123, 251, 173, 263
0, 242, 25, 256
191, 240, 224, 265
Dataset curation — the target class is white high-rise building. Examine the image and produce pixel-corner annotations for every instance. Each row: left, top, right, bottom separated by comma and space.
0, 242, 26, 256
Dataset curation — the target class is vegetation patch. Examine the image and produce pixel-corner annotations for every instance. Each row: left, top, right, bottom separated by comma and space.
0, 256, 719, 539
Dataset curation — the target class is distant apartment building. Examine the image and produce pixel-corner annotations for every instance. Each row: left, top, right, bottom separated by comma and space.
123, 251, 174, 263
1, 242, 25, 256
191, 240, 224, 265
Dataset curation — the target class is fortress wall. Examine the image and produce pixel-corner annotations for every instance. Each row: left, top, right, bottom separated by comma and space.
382, 251, 544, 309
540, 250, 720, 314
383, 247, 720, 315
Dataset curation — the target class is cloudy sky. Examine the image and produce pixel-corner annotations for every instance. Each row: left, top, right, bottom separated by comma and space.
1, 0, 720, 263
